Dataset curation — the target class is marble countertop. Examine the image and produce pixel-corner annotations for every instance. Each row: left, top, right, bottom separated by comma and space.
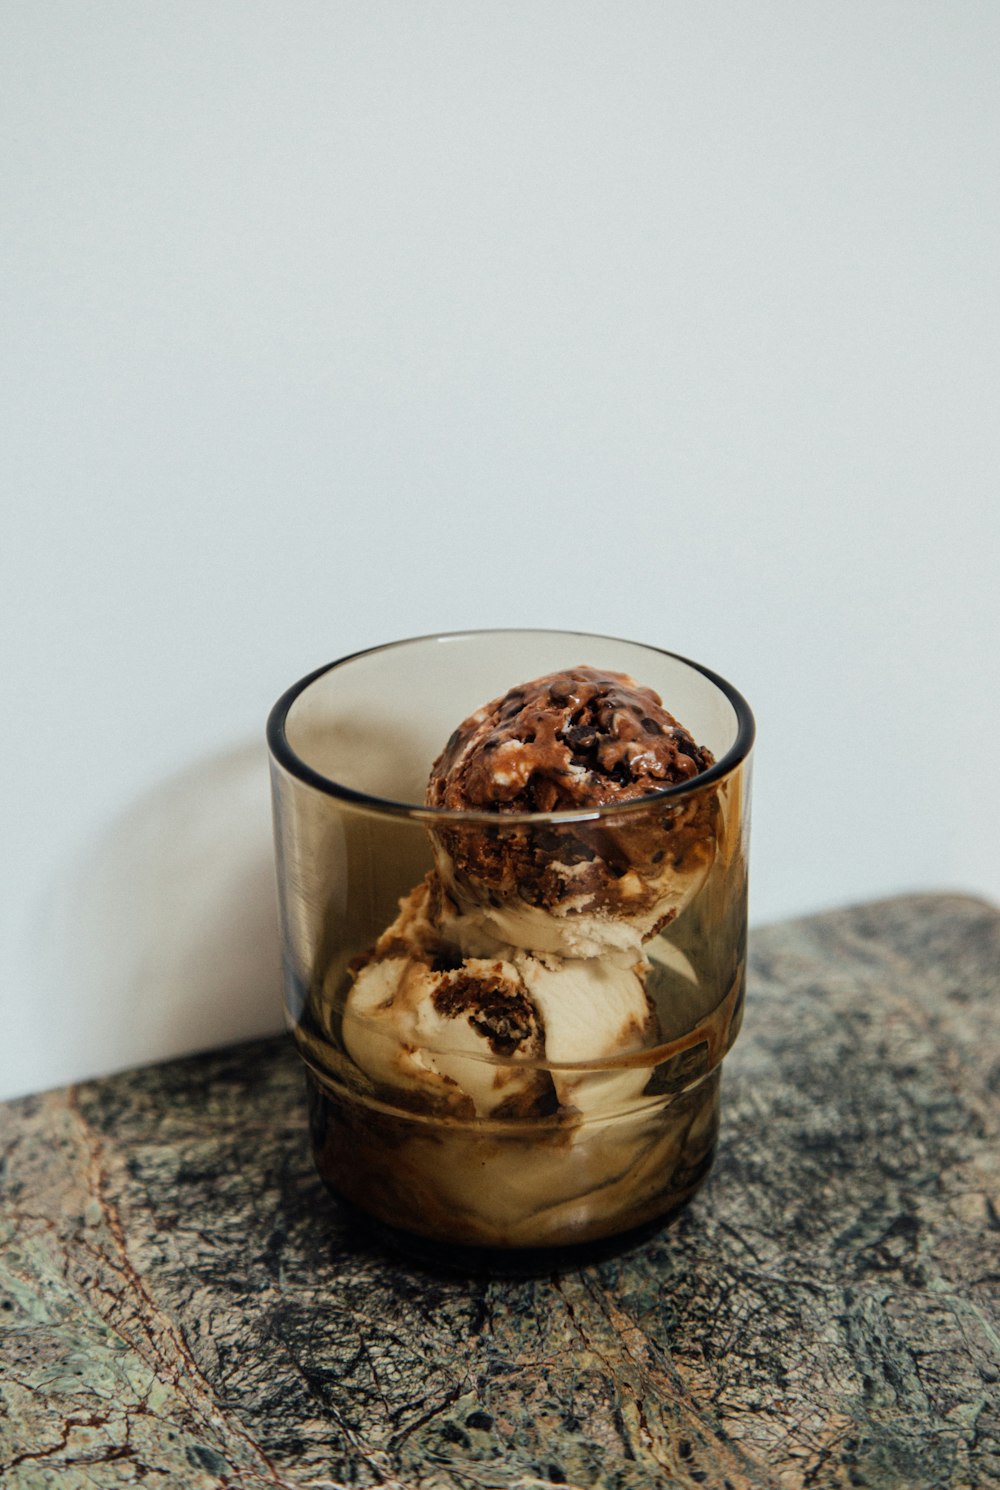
2, 894, 998, 1490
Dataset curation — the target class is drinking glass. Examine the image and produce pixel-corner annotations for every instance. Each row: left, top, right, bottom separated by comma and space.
267, 630, 754, 1264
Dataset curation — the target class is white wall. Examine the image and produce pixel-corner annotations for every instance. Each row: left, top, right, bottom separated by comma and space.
3, 3, 997, 1101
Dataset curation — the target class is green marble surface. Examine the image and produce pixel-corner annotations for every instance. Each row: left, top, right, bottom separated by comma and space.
1, 894, 998, 1490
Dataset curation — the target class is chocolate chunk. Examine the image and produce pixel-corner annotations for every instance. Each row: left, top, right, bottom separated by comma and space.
432, 974, 541, 1058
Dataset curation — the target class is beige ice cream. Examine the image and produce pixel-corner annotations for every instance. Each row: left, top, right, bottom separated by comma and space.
335, 665, 720, 1247
342, 874, 657, 1124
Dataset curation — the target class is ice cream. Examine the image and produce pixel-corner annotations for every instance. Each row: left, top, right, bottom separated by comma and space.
343, 872, 657, 1123
331, 666, 724, 1248
427, 666, 716, 956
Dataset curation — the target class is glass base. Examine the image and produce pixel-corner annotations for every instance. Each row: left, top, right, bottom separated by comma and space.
325, 1163, 713, 1277
307, 1068, 719, 1272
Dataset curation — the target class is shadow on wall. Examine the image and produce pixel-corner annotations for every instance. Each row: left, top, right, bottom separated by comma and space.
31, 740, 284, 1094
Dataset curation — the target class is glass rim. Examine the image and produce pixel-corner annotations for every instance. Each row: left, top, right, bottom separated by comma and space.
266, 627, 756, 825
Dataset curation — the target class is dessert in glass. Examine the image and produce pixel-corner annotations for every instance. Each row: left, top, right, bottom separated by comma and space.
267, 630, 754, 1265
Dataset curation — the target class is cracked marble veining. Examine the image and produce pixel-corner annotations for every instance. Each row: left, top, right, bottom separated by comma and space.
1, 894, 998, 1489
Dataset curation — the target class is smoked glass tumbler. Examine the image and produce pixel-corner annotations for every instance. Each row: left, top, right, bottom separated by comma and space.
267, 630, 754, 1258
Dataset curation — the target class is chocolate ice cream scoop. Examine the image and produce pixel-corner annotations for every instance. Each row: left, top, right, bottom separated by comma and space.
427, 666, 712, 815
427, 667, 718, 953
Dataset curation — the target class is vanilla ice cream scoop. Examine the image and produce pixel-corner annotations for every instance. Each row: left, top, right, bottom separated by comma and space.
341, 880, 549, 1118
426, 666, 717, 954
340, 876, 657, 1123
